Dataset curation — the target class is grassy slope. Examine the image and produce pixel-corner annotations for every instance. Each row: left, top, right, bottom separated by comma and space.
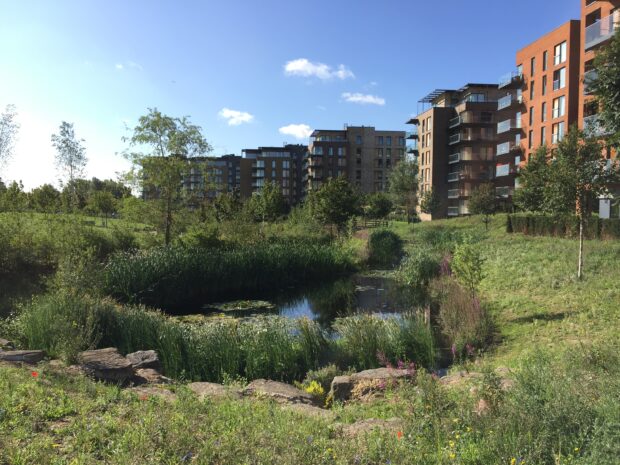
391, 214, 620, 366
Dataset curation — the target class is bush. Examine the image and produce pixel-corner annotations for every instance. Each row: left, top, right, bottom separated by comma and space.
507, 214, 620, 239
367, 229, 403, 267
396, 249, 440, 297
104, 240, 355, 312
415, 226, 465, 253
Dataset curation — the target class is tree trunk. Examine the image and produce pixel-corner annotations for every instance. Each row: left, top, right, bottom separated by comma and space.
578, 215, 584, 280
165, 193, 173, 245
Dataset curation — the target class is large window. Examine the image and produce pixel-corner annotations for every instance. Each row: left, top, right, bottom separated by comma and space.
386, 136, 392, 146
553, 68, 566, 90
543, 51, 548, 71
530, 81, 535, 100
554, 41, 567, 65
376, 136, 384, 145
542, 102, 547, 122
337, 147, 345, 157
552, 122, 565, 143
531, 57, 536, 77
542, 75, 548, 96
552, 96, 566, 118
541, 126, 547, 146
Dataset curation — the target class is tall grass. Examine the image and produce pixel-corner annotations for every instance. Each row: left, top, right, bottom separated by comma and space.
104, 240, 355, 312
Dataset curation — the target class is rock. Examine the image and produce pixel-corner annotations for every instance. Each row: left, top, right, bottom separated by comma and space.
132, 368, 172, 385
130, 386, 177, 402
188, 382, 242, 400
281, 403, 335, 420
77, 348, 134, 383
243, 379, 317, 405
0, 338, 14, 350
0, 350, 46, 364
474, 398, 490, 416
439, 371, 483, 388
330, 368, 414, 402
339, 418, 404, 438
126, 350, 161, 371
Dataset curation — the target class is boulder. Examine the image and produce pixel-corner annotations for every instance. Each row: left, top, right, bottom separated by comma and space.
188, 382, 242, 400
243, 379, 317, 405
132, 368, 172, 385
77, 348, 134, 383
126, 350, 161, 371
330, 368, 414, 402
281, 403, 335, 420
130, 386, 177, 402
439, 371, 483, 388
338, 418, 404, 438
0, 338, 14, 350
0, 350, 46, 364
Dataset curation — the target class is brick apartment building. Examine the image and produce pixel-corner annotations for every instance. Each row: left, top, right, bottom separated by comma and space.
305, 126, 407, 195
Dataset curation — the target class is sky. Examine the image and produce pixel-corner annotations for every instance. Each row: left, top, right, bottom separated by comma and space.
0, 0, 581, 190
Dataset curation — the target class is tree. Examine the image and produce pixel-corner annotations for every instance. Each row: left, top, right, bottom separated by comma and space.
124, 108, 211, 245
549, 127, 619, 279
0, 180, 27, 212
30, 184, 61, 213
60, 178, 91, 212
213, 190, 244, 222
247, 181, 286, 224
388, 159, 418, 221
89, 191, 116, 227
0, 104, 19, 174
590, 27, 620, 146
365, 192, 393, 220
468, 183, 496, 230
513, 146, 549, 212
307, 177, 362, 235
419, 188, 441, 217
51, 122, 87, 210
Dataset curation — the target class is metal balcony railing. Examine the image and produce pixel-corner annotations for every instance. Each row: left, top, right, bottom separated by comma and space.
585, 14, 618, 50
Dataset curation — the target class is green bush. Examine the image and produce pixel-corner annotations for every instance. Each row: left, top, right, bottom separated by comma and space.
396, 249, 440, 297
367, 229, 403, 267
104, 240, 355, 312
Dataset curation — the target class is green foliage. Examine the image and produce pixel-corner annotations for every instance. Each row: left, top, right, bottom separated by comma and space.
396, 249, 439, 295
591, 27, 620, 146
306, 177, 362, 234
367, 229, 403, 267
514, 146, 549, 212
468, 183, 496, 229
245, 181, 287, 223
212, 191, 243, 222
388, 158, 418, 218
0, 180, 28, 212
506, 214, 620, 239
88, 191, 116, 226
29, 184, 61, 213
103, 240, 355, 312
365, 192, 393, 220
451, 240, 485, 297
51, 122, 88, 211
0, 104, 19, 171
419, 187, 441, 216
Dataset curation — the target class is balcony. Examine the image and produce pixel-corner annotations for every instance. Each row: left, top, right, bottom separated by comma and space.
496, 141, 521, 156
406, 117, 420, 125
583, 69, 598, 95
448, 189, 460, 199
585, 14, 618, 50
448, 152, 460, 164
495, 186, 513, 198
583, 114, 610, 137
499, 70, 524, 89
448, 172, 461, 182
449, 116, 461, 128
449, 134, 461, 145
497, 119, 521, 134
447, 207, 460, 217
406, 130, 419, 140
497, 93, 523, 110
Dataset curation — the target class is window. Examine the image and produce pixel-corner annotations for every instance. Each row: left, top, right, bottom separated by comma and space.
530, 81, 535, 100
542, 102, 547, 122
531, 57, 536, 77
356, 148, 362, 156
282, 170, 290, 178
528, 130, 534, 149
543, 51, 548, 71
552, 96, 565, 118
337, 147, 345, 157
376, 136, 384, 145
386, 136, 392, 146
256, 160, 265, 168
554, 41, 567, 65
552, 122, 565, 143
328, 147, 333, 156
517, 64, 523, 76
283, 160, 290, 169
377, 148, 383, 157
542, 75, 547, 96
529, 107, 534, 125
386, 148, 392, 158
553, 68, 566, 90
356, 135, 362, 145
541, 127, 547, 146
398, 137, 405, 146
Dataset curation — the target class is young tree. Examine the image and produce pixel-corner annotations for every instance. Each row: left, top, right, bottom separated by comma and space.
89, 191, 116, 227
0, 180, 27, 212
549, 128, 619, 279
419, 188, 441, 217
513, 146, 549, 212
388, 159, 418, 221
247, 181, 286, 224
590, 27, 620, 146
51, 122, 88, 210
307, 177, 362, 235
0, 104, 19, 174
468, 183, 496, 230
213, 190, 244, 223
365, 192, 393, 220
124, 108, 211, 245
30, 184, 61, 213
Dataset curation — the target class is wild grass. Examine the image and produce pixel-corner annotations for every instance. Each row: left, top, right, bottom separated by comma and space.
103, 240, 356, 312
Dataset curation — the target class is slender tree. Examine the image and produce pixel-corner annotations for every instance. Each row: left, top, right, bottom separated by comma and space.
51, 122, 87, 210
388, 159, 418, 221
306, 177, 362, 236
89, 191, 116, 227
419, 188, 441, 217
513, 146, 550, 212
468, 183, 496, 230
0, 104, 19, 174
124, 108, 211, 244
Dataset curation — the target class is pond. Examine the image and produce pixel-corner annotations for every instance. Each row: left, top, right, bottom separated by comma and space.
177, 273, 422, 327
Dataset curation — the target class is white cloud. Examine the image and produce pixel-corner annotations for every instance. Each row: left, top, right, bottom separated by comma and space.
115, 63, 124, 70
284, 58, 354, 80
115, 61, 143, 71
218, 108, 254, 126
279, 124, 313, 140
341, 92, 386, 106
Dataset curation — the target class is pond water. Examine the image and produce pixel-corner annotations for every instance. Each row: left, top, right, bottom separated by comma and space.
180, 273, 422, 327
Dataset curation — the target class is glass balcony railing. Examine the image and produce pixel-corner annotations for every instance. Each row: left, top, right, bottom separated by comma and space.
449, 134, 461, 145
449, 116, 461, 128
448, 152, 460, 164
447, 207, 460, 217
495, 187, 512, 198
497, 119, 521, 134
583, 69, 598, 95
583, 115, 609, 137
406, 130, 419, 139
499, 70, 524, 89
497, 94, 523, 110
448, 172, 461, 182
448, 189, 460, 199
585, 14, 618, 50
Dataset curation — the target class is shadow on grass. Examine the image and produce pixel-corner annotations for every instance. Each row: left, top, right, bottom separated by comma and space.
510, 311, 570, 325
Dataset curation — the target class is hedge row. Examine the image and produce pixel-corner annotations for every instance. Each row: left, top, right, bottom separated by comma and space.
506, 214, 620, 240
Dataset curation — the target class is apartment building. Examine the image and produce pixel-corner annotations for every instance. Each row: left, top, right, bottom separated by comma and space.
305, 126, 406, 195
410, 84, 505, 220
579, 0, 620, 218
241, 145, 307, 205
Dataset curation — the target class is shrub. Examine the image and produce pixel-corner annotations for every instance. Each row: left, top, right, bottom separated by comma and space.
396, 249, 440, 297
367, 229, 403, 267
451, 240, 485, 297
507, 214, 620, 239
301, 364, 345, 394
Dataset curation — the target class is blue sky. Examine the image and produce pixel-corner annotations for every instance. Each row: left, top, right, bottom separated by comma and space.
1, 0, 580, 189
